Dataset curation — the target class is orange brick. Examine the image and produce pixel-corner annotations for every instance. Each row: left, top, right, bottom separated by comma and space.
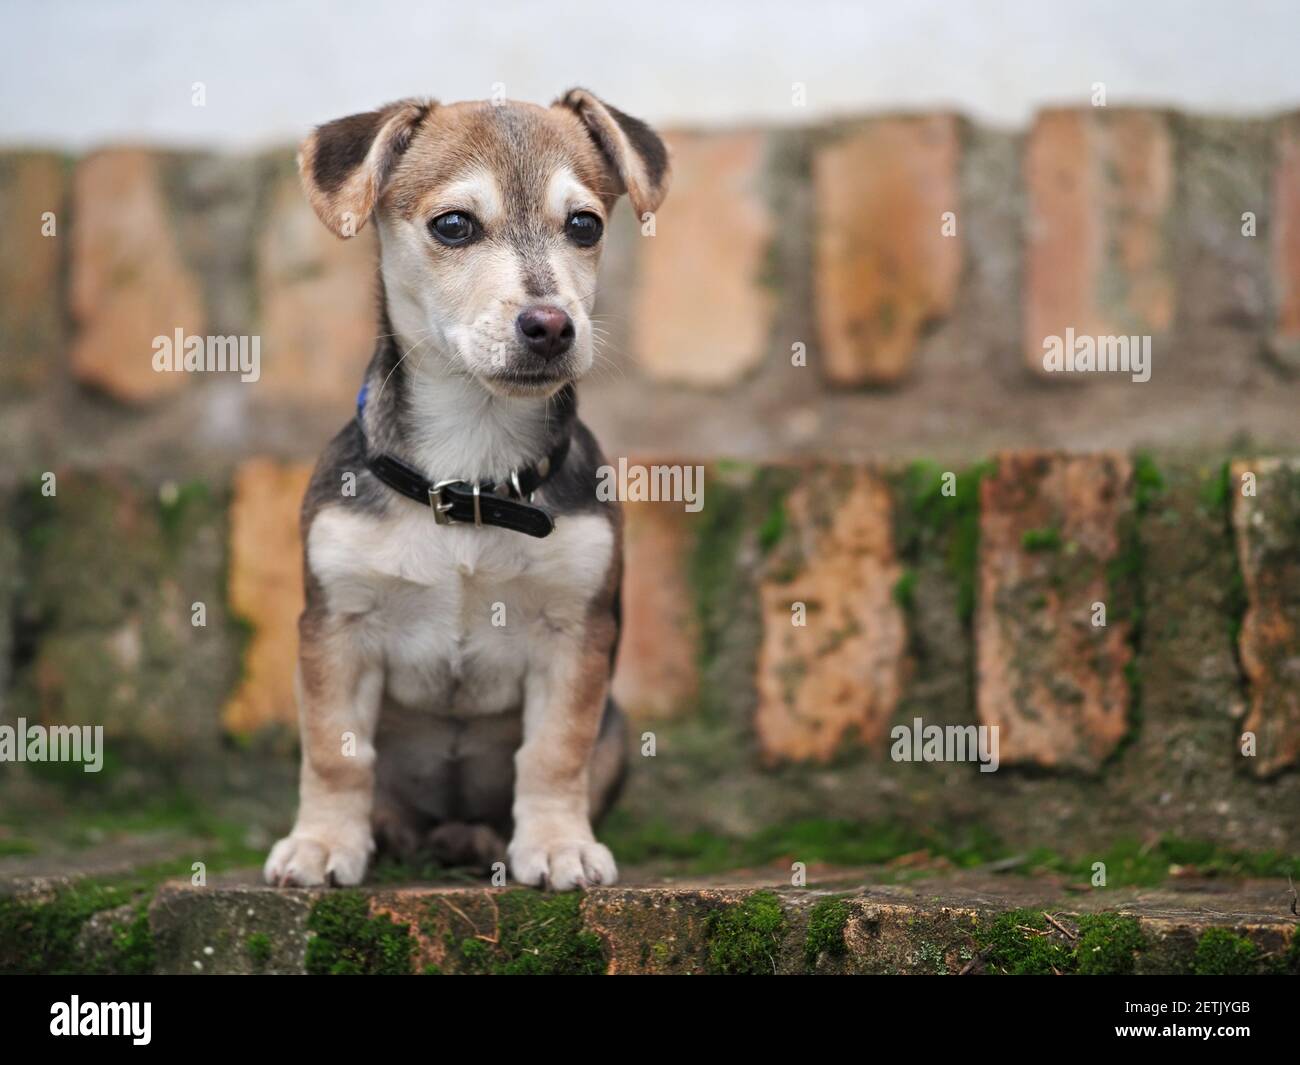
223, 459, 312, 736
976, 452, 1133, 771
631, 131, 774, 387
755, 467, 907, 763
612, 493, 700, 720
814, 115, 961, 386
1231, 458, 1300, 777
69, 150, 206, 403
1024, 110, 1173, 374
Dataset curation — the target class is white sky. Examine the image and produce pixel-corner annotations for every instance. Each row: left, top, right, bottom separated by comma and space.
3, 0, 1299, 149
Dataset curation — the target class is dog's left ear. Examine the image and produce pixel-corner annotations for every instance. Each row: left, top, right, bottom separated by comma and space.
298, 98, 433, 238
557, 89, 671, 219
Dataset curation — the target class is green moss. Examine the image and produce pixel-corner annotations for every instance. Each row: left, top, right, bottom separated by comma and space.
156, 479, 213, 547
1133, 451, 1165, 511
437, 891, 606, 975
1201, 462, 1249, 646
705, 891, 787, 975
601, 814, 1007, 876
893, 460, 990, 623
1021, 527, 1062, 552
982, 909, 1073, 975
104, 905, 154, 975
605, 813, 1300, 891
892, 569, 917, 612
1105, 453, 1154, 755
804, 897, 851, 966
1031, 836, 1300, 887
0, 881, 132, 975
305, 892, 415, 975
1193, 928, 1258, 975
245, 932, 272, 970
1284, 929, 1300, 975
687, 473, 751, 708
1198, 460, 1231, 514
757, 497, 787, 554
1075, 914, 1145, 975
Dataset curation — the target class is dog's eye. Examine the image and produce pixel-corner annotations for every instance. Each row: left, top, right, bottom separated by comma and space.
429, 212, 478, 246
566, 212, 603, 247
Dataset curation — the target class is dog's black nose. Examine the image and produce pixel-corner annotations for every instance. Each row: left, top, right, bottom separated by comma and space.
516, 305, 575, 359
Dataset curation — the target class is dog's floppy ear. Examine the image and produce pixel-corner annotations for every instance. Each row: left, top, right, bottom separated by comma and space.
558, 89, 671, 218
298, 98, 432, 238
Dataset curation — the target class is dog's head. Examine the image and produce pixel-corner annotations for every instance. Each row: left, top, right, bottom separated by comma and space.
298, 91, 670, 398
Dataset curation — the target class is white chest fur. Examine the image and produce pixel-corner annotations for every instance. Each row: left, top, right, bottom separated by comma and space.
307, 502, 614, 717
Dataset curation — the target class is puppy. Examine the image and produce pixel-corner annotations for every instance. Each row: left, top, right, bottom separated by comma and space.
263, 91, 670, 891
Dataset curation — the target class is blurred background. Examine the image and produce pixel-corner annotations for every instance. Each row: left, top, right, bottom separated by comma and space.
3, 1, 1300, 967
3, 0, 1300, 474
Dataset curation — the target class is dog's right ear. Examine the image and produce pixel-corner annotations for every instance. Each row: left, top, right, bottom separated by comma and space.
298, 98, 432, 238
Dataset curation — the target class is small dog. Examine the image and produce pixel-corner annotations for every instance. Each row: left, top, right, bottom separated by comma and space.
263, 91, 670, 891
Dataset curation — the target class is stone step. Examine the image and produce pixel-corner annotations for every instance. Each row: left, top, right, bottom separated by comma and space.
139, 871, 1300, 975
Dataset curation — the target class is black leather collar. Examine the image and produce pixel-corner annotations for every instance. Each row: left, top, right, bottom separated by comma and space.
355, 383, 568, 538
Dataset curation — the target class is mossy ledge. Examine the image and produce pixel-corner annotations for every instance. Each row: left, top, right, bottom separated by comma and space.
5, 873, 1297, 975
0, 879, 155, 975
304, 891, 415, 975
132, 877, 1300, 975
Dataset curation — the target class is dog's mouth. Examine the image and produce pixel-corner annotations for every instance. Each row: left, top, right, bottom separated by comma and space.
477, 367, 574, 398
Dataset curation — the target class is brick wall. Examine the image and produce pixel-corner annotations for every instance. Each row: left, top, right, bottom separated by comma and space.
2, 107, 1300, 859
2, 451, 1297, 856
2, 107, 1300, 473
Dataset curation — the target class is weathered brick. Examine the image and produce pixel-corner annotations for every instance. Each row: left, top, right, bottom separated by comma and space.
164, 153, 266, 337
1231, 458, 1300, 776
222, 459, 312, 737
1270, 115, 1300, 371
256, 162, 378, 410
1024, 109, 1173, 374
814, 115, 960, 386
69, 150, 206, 404
8, 471, 235, 754
0, 153, 65, 391
631, 131, 774, 387
976, 452, 1133, 771
611, 492, 700, 720
755, 467, 907, 763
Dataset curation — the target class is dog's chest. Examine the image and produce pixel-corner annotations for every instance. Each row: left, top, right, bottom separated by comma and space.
307, 502, 613, 715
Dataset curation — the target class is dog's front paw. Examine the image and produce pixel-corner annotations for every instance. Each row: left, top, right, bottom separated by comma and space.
264, 829, 373, 887
508, 830, 617, 891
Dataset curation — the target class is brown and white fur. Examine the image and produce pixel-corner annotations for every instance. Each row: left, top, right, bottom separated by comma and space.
263, 91, 670, 891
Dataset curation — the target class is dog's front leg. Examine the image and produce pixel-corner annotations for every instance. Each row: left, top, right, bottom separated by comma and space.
509, 625, 618, 890
264, 612, 383, 887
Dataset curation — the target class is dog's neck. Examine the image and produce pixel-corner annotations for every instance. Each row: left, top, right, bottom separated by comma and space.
360, 302, 574, 486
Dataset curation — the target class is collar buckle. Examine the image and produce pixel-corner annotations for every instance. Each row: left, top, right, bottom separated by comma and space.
429, 479, 465, 526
